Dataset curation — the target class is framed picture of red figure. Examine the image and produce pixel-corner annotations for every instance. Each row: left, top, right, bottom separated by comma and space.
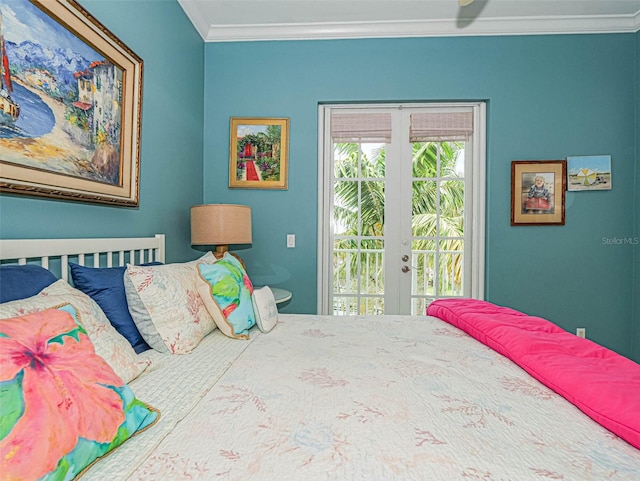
0, 0, 143, 206
229, 117, 289, 190
511, 160, 566, 226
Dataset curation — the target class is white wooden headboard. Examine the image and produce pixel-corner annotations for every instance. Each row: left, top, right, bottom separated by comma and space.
0, 234, 165, 282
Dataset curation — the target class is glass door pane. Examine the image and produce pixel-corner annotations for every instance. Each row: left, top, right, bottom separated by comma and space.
409, 140, 465, 313
332, 142, 386, 315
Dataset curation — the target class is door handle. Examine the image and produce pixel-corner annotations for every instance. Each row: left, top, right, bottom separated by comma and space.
401, 265, 410, 273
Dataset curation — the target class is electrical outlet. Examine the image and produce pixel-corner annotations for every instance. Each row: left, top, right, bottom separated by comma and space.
576, 328, 586, 338
287, 234, 295, 248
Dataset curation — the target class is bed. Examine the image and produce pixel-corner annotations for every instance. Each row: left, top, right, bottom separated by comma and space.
1, 235, 639, 480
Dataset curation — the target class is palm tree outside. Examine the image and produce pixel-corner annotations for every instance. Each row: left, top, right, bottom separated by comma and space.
333, 140, 465, 315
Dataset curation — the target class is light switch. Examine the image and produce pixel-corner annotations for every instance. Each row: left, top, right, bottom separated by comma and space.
287, 234, 295, 248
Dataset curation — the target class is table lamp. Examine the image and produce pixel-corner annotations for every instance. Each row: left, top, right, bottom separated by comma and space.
191, 204, 252, 262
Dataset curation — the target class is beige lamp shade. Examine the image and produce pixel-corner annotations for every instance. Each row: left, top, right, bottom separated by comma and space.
191, 204, 252, 252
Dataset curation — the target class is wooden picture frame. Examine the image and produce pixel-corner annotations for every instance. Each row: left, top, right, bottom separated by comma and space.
229, 117, 289, 190
0, 0, 143, 206
511, 160, 566, 226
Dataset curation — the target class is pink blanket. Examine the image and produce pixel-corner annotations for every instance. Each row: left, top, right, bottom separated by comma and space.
427, 298, 640, 450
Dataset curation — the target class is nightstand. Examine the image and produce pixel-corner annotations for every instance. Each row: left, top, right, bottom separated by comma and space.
268, 287, 292, 305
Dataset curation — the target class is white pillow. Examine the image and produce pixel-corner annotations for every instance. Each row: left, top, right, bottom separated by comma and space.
251, 286, 278, 333
0, 280, 152, 383
124, 252, 217, 354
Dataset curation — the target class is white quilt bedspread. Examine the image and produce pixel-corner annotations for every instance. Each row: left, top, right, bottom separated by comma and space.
85, 314, 640, 480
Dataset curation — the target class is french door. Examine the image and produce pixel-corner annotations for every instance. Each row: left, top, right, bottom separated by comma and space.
317, 103, 485, 315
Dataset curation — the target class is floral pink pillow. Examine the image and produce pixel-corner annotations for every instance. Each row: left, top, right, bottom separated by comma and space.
0, 280, 152, 383
0, 305, 158, 481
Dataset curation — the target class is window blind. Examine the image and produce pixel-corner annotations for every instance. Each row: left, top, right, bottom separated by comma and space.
330, 112, 392, 143
410, 112, 473, 142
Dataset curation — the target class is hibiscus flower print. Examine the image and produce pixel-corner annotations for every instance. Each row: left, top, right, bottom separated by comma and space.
0, 308, 126, 481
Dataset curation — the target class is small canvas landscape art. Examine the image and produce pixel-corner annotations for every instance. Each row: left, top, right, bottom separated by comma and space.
567, 155, 611, 191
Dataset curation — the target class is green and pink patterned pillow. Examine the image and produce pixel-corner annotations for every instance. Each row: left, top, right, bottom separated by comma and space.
196, 253, 256, 339
0, 304, 159, 480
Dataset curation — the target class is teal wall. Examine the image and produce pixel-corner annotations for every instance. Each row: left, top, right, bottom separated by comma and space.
634, 31, 640, 362
0, 0, 205, 263
204, 34, 639, 360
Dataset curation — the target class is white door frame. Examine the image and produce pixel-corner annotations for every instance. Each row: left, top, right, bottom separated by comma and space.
317, 102, 486, 314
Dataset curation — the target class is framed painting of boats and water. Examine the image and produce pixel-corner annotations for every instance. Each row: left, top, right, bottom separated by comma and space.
229, 117, 289, 190
0, 0, 143, 206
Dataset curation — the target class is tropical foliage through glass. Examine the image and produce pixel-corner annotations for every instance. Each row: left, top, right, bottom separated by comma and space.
332, 140, 465, 315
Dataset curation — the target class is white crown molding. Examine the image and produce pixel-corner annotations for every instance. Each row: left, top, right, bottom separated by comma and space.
177, 0, 213, 40
187, 12, 640, 42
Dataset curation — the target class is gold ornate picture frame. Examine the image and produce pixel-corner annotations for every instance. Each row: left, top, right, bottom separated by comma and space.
0, 0, 143, 206
229, 117, 289, 190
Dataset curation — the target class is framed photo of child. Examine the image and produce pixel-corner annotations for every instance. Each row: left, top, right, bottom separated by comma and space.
511, 160, 566, 226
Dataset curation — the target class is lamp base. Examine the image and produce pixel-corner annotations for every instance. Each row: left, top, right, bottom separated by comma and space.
214, 245, 229, 254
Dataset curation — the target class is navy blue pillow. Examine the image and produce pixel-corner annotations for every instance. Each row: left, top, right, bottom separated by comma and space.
69, 262, 161, 353
0, 265, 58, 303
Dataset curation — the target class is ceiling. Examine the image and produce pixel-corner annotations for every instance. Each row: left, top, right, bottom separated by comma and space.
177, 0, 640, 42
